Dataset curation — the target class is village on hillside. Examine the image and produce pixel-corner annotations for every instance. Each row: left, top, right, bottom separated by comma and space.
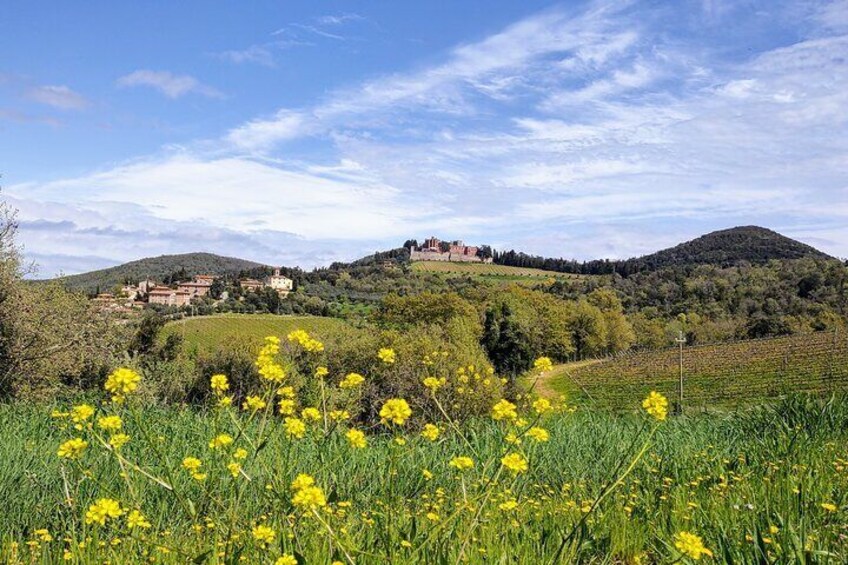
92, 269, 293, 314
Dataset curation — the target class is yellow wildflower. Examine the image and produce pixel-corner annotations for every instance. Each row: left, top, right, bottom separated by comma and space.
208, 434, 234, 449
278, 399, 296, 415
291, 473, 315, 491
104, 367, 141, 403
449, 456, 475, 471
501, 453, 528, 474
227, 462, 241, 478
109, 434, 130, 450
277, 386, 296, 399
346, 428, 367, 449
70, 404, 95, 423
674, 531, 713, 560
821, 502, 837, 512
380, 398, 412, 426
301, 407, 321, 422
315, 366, 329, 378
532, 398, 552, 414
234, 448, 248, 460
97, 415, 122, 432
57, 438, 88, 459
499, 499, 519, 512
421, 423, 440, 442
84, 498, 124, 526
242, 396, 267, 412
126, 510, 151, 529
292, 486, 327, 508
217, 395, 233, 408
182, 457, 202, 472
339, 372, 365, 389
492, 399, 518, 421
329, 409, 350, 421
533, 357, 553, 372
210, 374, 229, 393
527, 427, 549, 442
284, 417, 307, 439
422, 377, 444, 391
252, 524, 275, 546
378, 348, 396, 364
275, 555, 298, 565
642, 391, 669, 421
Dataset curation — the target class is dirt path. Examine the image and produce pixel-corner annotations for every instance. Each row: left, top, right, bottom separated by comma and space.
531, 359, 603, 399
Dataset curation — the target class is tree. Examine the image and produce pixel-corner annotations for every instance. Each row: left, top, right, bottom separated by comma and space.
482, 303, 533, 380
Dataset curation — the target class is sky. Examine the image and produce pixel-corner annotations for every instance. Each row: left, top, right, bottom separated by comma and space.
2, 0, 847, 277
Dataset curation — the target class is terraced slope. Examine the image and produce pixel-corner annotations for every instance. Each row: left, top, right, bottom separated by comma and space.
544, 331, 848, 410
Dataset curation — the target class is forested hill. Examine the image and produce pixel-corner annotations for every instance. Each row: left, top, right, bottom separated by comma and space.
494, 226, 836, 276
53, 252, 267, 292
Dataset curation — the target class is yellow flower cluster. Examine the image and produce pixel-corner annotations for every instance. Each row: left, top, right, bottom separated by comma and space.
104, 367, 141, 403
674, 531, 712, 560
291, 474, 327, 509
421, 423, 440, 442
492, 399, 518, 421
84, 498, 124, 526
57, 438, 88, 459
378, 348, 396, 364
380, 398, 412, 426
501, 453, 529, 474
287, 329, 324, 353
450, 456, 475, 471
642, 391, 669, 421
340, 372, 365, 389
346, 428, 367, 448
257, 336, 286, 383
533, 357, 553, 372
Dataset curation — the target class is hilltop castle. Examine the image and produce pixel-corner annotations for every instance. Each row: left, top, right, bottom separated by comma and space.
408, 236, 491, 263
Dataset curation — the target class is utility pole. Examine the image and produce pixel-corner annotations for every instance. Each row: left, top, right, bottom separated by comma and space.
675, 330, 686, 414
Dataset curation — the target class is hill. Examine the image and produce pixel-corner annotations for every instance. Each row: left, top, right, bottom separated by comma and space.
541, 331, 848, 410
54, 252, 267, 292
628, 226, 833, 271
494, 226, 835, 276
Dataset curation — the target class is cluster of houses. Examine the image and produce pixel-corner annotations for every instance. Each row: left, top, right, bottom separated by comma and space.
92, 269, 293, 312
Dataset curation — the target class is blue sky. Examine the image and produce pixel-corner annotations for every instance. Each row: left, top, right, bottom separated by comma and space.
2, 0, 847, 276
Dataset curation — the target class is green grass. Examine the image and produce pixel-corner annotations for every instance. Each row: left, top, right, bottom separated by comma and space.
3, 396, 847, 563
411, 260, 580, 279
162, 314, 351, 353
545, 331, 848, 410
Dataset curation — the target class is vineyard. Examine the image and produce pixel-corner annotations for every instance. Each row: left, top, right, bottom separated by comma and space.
411, 260, 581, 279
545, 331, 848, 410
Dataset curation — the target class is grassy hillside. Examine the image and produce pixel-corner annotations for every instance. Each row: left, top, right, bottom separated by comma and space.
542, 331, 848, 410
411, 260, 579, 279
52, 252, 267, 292
162, 314, 351, 353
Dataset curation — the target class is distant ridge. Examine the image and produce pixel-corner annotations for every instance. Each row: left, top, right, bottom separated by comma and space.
53, 252, 267, 292
493, 226, 835, 276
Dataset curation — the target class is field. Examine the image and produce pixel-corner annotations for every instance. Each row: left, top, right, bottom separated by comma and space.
162, 314, 352, 353
3, 394, 848, 563
411, 260, 579, 279
543, 331, 848, 410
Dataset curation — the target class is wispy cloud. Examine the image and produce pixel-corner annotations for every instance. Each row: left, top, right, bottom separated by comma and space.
26, 85, 89, 110
116, 70, 224, 99
9, 0, 848, 275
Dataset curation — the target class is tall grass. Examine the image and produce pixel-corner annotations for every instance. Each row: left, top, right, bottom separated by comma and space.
2, 395, 846, 563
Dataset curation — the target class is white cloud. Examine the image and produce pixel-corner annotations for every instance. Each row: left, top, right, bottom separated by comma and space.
26, 85, 88, 110
116, 70, 223, 99
218, 45, 275, 67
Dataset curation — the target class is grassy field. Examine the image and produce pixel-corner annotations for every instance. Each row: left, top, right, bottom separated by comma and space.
543, 331, 848, 411
411, 260, 580, 279
3, 394, 847, 563
162, 314, 352, 353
